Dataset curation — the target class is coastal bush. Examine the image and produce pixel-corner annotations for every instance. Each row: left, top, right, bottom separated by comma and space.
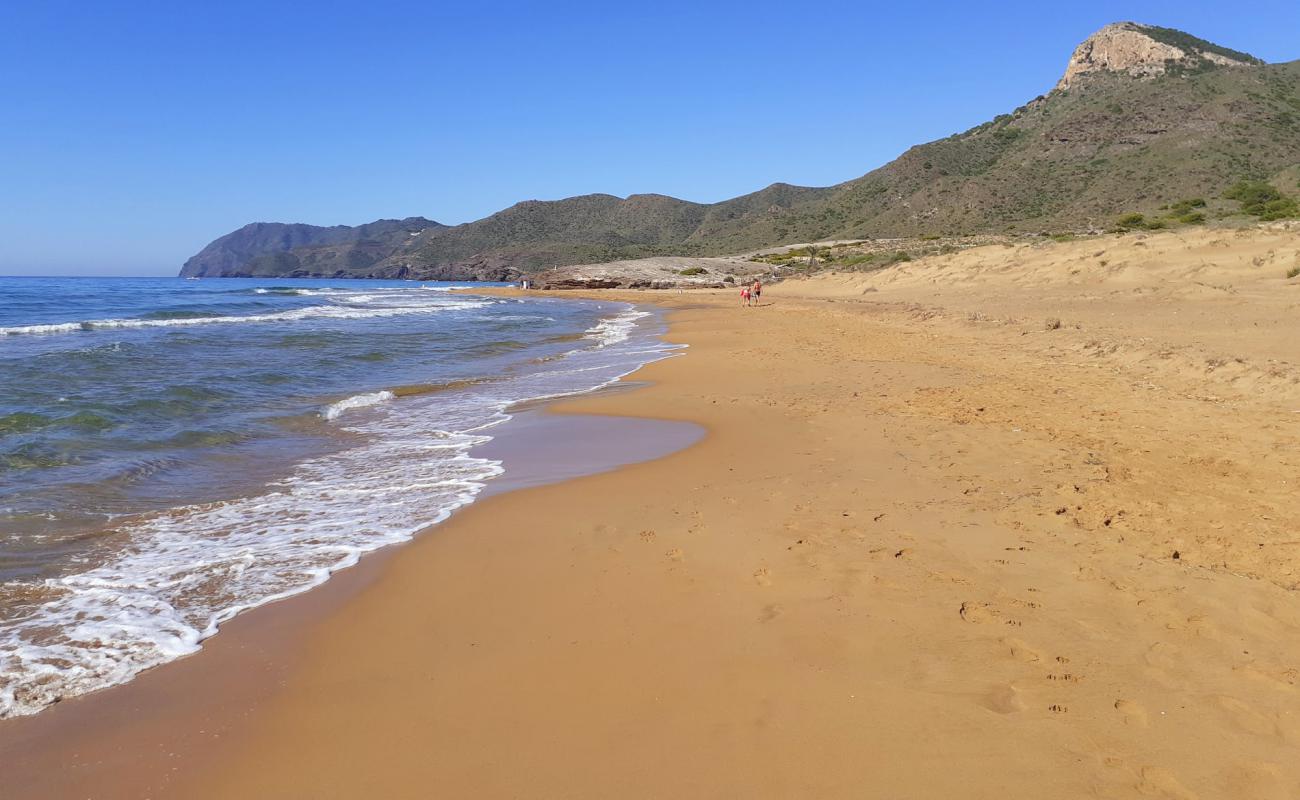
882, 251, 913, 266
678, 266, 707, 276
1168, 198, 1207, 216
1115, 213, 1150, 231
840, 254, 877, 267
1224, 180, 1300, 220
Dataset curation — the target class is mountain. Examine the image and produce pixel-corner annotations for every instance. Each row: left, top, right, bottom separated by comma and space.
182, 23, 1300, 280
182, 217, 448, 278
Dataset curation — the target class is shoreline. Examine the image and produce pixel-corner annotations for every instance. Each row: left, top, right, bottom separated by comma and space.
0, 311, 701, 798
5, 234, 1300, 797
0, 296, 677, 723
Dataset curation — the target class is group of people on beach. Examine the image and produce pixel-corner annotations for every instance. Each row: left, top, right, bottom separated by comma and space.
740, 278, 762, 307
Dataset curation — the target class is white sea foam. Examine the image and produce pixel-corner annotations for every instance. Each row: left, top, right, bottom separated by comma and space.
0, 299, 494, 336
583, 307, 649, 347
322, 390, 395, 420
0, 302, 680, 718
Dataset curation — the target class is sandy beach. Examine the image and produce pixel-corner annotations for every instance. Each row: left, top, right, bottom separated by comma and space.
4, 225, 1300, 798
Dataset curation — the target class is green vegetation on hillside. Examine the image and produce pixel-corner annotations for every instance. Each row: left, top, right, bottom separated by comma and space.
1223, 180, 1300, 220
1137, 24, 1264, 66
1114, 197, 1215, 230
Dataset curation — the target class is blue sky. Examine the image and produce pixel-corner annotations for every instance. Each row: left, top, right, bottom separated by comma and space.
2, 1, 1298, 275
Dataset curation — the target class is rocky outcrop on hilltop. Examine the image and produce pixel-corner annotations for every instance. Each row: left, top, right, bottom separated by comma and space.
1055, 22, 1263, 91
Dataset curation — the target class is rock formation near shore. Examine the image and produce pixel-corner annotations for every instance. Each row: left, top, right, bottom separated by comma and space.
182, 23, 1296, 280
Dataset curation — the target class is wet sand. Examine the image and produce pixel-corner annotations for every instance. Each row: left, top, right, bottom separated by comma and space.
4, 225, 1300, 798
0, 406, 702, 798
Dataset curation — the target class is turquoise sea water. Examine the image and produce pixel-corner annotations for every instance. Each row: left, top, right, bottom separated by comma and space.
0, 276, 677, 717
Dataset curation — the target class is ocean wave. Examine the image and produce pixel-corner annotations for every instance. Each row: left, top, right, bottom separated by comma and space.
0, 300, 681, 719
321, 390, 394, 420
0, 299, 495, 336
0, 410, 115, 436
0, 443, 79, 471
140, 310, 220, 320
583, 308, 650, 347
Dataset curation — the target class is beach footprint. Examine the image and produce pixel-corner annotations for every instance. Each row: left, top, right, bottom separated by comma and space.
978, 683, 1024, 715
1213, 695, 1299, 744
959, 601, 1021, 627
1134, 765, 1199, 800
959, 601, 994, 623
1001, 637, 1044, 664
758, 603, 783, 623
1114, 699, 1149, 727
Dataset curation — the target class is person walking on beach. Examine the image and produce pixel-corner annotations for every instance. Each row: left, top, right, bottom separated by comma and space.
751, 279, 762, 304
740, 286, 751, 307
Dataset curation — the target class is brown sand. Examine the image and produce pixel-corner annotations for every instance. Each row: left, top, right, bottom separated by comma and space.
4, 225, 1300, 798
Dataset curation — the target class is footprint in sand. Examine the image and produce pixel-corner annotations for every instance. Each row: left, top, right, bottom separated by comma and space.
1144, 641, 1180, 670
959, 601, 994, 623
758, 603, 783, 623
1114, 699, 1149, 727
1134, 765, 1198, 800
978, 683, 1024, 715
1233, 661, 1299, 694
1225, 761, 1289, 800
665, 548, 684, 562
1213, 695, 1298, 743
1142, 642, 1185, 690
753, 567, 773, 586
928, 570, 972, 585
959, 601, 1020, 626
1002, 637, 1044, 663
639, 530, 656, 542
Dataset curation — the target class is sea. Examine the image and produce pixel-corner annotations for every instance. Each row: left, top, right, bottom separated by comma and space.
0, 276, 679, 718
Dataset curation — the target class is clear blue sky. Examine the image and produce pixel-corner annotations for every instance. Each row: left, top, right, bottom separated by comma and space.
2, 1, 1297, 276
